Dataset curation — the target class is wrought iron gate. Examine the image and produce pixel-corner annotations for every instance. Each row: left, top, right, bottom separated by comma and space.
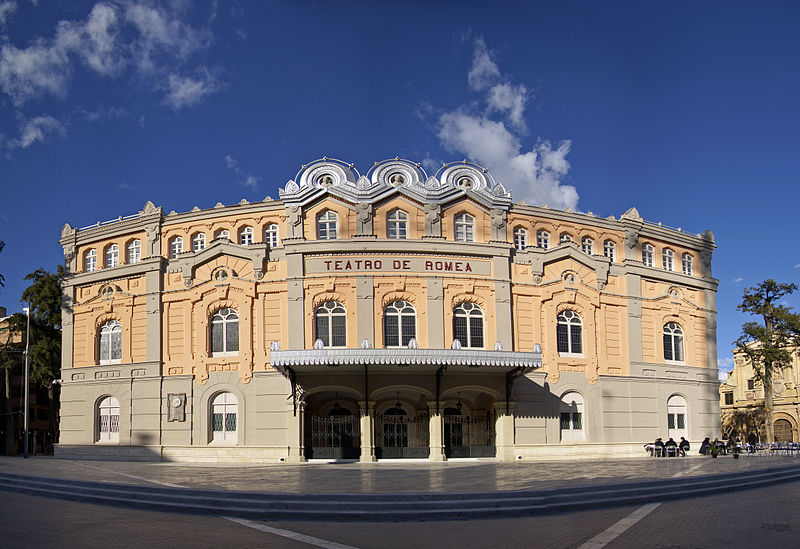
375, 414, 430, 458
444, 413, 496, 458
309, 415, 361, 459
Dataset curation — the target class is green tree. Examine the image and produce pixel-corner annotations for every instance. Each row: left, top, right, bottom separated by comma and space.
0, 240, 5, 287
734, 279, 800, 442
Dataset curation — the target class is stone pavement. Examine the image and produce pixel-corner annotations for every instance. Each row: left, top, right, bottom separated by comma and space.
0, 453, 796, 494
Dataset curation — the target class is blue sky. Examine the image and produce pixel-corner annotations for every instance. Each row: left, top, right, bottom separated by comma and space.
1, 1, 798, 377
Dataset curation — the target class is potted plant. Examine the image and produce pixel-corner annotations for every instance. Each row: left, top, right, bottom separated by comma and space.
711, 446, 718, 458
732, 445, 741, 459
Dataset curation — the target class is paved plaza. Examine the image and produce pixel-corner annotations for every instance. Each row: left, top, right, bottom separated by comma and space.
0, 454, 794, 495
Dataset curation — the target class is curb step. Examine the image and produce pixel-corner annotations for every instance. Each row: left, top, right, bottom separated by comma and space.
1, 465, 799, 522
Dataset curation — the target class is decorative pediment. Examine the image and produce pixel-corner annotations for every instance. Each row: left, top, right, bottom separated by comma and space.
524, 243, 610, 289
168, 240, 268, 287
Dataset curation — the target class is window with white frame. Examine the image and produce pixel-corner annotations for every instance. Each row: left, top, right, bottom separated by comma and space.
537, 230, 550, 249
682, 253, 693, 276
581, 237, 593, 255
513, 227, 528, 251
560, 233, 572, 244
384, 300, 416, 347
663, 322, 684, 362
97, 396, 120, 443
105, 244, 119, 268
667, 394, 687, 440
211, 308, 239, 357
315, 301, 346, 347
642, 243, 654, 267
211, 392, 238, 444
214, 229, 230, 240
239, 226, 254, 245
604, 240, 616, 262
387, 210, 408, 239
453, 302, 484, 348
127, 240, 141, 263
454, 213, 475, 242
662, 248, 674, 271
557, 310, 583, 355
192, 233, 206, 252
85, 249, 97, 272
560, 392, 585, 442
265, 224, 280, 247
317, 210, 338, 240
170, 237, 183, 258
99, 320, 122, 365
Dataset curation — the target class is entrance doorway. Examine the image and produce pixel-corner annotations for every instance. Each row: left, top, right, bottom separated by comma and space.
375, 399, 429, 459
443, 407, 495, 458
774, 419, 793, 442
306, 399, 361, 459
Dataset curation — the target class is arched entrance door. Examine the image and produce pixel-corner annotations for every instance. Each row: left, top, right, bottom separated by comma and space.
443, 398, 496, 458
306, 395, 361, 459
774, 419, 793, 442
374, 396, 429, 459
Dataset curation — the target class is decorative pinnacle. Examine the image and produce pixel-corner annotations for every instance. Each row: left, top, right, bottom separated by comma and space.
301, 164, 307, 169
348, 163, 355, 169
442, 162, 448, 168
462, 158, 468, 164
415, 163, 421, 168
322, 156, 328, 161
374, 161, 380, 167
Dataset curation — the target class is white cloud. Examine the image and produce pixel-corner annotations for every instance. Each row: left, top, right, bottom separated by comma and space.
224, 153, 259, 190
0, 1, 216, 109
433, 37, 578, 210
794, 264, 800, 269
718, 356, 734, 381
0, 1, 17, 26
163, 68, 218, 109
80, 105, 128, 122
732, 277, 744, 284
467, 37, 500, 91
12, 115, 65, 148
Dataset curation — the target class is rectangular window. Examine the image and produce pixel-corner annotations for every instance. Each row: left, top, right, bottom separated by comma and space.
331, 316, 346, 347
668, 413, 675, 430
572, 412, 582, 430
469, 320, 483, 348
747, 379, 755, 390
213, 413, 223, 432
570, 325, 582, 354
724, 392, 734, 405
225, 412, 237, 433
560, 412, 571, 430
316, 315, 329, 347
384, 315, 399, 347
663, 333, 673, 361
676, 414, 685, 430
557, 323, 569, 353
211, 322, 224, 353
401, 316, 416, 346
453, 316, 468, 347
226, 322, 239, 352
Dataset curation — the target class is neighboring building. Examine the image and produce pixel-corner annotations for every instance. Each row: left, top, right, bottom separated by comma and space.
0, 307, 54, 455
56, 158, 720, 462
720, 347, 800, 442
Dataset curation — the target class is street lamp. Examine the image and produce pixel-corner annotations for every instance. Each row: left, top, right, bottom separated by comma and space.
22, 305, 30, 459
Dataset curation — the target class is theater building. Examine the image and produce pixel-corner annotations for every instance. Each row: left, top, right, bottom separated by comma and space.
56, 158, 721, 462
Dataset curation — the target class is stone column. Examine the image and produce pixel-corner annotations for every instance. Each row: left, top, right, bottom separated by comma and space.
493, 401, 516, 462
286, 401, 306, 463
359, 400, 377, 462
428, 402, 446, 461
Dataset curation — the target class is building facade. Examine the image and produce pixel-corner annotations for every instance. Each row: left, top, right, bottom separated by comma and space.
57, 158, 720, 462
720, 348, 800, 443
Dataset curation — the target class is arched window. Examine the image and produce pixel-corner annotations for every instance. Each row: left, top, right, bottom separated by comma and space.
453, 302, 484, 348
105, 244, 119, 268
603, 240, 616, 262
214, 229, 230, 240
97, 396, 120, 443
560, 233, 572, 244
454, 213, 475, 242
85, 249, 97, 272
99, 320, 122, 365
557, 310, 583, 355
663, 322, 684, 362
642, 243, 654, 267
682, 253, 693, 276
662, 248, 674, 271
537, 230, 550, 250
387, 210, 408, 239
211, 392, 238, 444
264, 224, 280, 247
513, 227, 528, 251
667, 395, 687, 440
127, 240, 141, 263
192, 233, 206, 252
581, 237, 593, 255
560, 392, 585, 442
239, 226, 254, 245
384, 300, 416, 347
211, 308, 239, 357
170, 236, 183, 258
315, 301, 346, 347
317, 210, 338, 240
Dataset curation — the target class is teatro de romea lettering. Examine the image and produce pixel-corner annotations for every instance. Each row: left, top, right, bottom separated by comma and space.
56, 157, 721, 462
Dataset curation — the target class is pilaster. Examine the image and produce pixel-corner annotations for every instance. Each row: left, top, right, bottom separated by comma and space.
493, 401, 516, 462
356, 276, 374, 345
493, 257, 512, 350
359, 400, 377, 462
427, 402, 446, 461
626, 274, 643, 362
426, 277, 444, 348
286, 401, 306, 463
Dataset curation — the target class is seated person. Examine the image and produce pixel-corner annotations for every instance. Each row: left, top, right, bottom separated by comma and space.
664, 437, 678, 456
654, 437, 665, 457
699, 437, 711, 455
679, 436, 690, 456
